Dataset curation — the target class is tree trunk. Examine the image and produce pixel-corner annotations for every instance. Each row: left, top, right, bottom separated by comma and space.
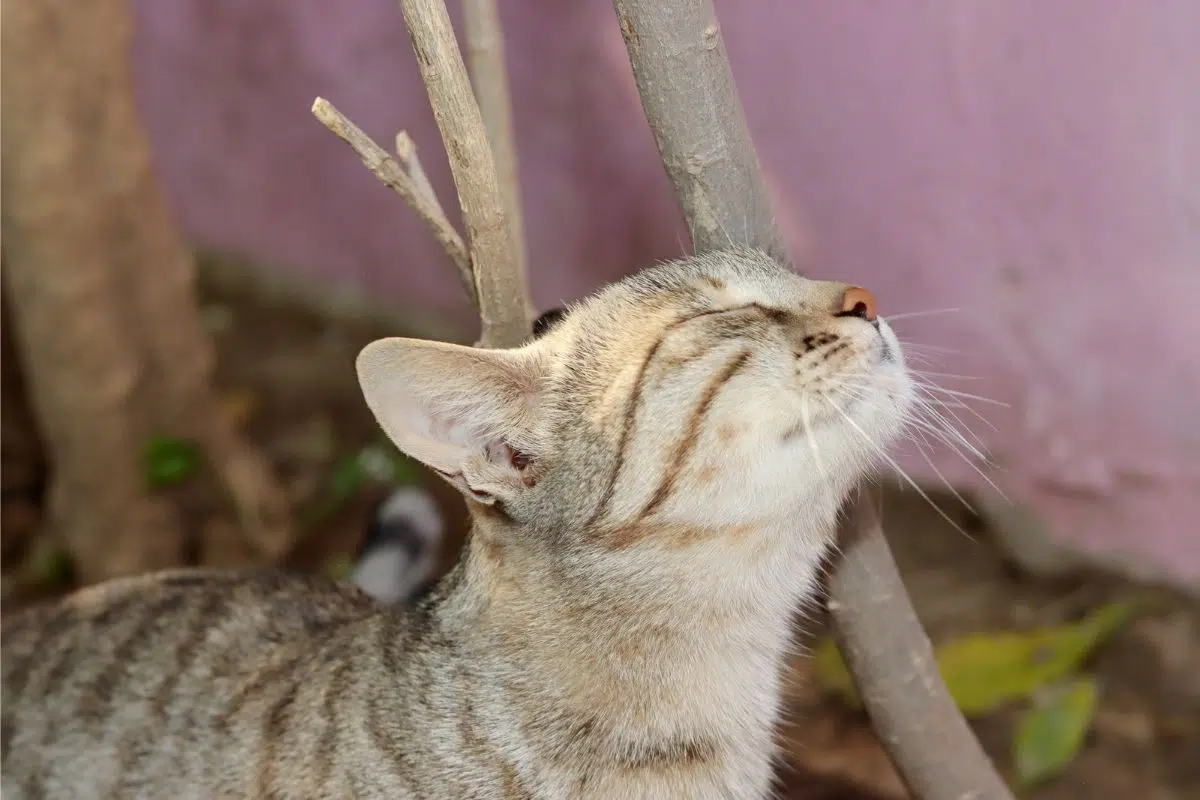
1, 0, 293, 584
0, 282, 46, 568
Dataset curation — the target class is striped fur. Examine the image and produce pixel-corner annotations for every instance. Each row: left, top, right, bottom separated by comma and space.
1, 248, 914, 798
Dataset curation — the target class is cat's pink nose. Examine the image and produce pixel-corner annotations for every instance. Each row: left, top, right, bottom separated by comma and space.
839, 286, 877, 322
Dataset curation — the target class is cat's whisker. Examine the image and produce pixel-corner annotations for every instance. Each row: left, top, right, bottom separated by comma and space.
799, 393, 829, 485
913, 383, 1010, 409
893, 340, 960, 355
908, 381, 997, 441
897, 400, 1011, 503
901, 429, 979, 516
915, 397, 995, 458
882, 308, 961, 322
822, 393, 976, 542
901, 412, 986, 463
903, 391, 1013, 497
905, 369, 982, 382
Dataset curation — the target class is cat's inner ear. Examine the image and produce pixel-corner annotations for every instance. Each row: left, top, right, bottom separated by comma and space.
356, 338, 546, 505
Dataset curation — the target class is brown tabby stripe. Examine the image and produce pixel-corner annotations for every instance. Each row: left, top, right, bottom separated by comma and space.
366, 684, 415, 785
216, 657, 299, 734
461, 690, 530, 799
256, 678, 299, 797
585, 308, 734, 528
615, 734, 719, 770
36, 594, 144, 700
84, 594, 188, 721
311, 657, 353, 788
367, 617, 421, 779
103, 593, 227, 795
148, 590, 225, 724
637, 349, 752, 520
2, 604, 76, 700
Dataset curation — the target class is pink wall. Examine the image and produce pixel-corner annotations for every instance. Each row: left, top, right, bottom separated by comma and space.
131, 0, 1200, 589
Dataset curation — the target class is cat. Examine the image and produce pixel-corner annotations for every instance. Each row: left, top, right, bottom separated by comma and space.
1, 248, 914, 799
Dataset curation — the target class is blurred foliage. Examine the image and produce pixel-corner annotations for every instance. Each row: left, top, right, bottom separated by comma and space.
30, 539, 74, 586
325, 552, 356, 581
1013, 677, 1098, 791
814, 602, 1133, 715
142, 436, 204, 489
300, 440, 423, 532
814, 601, 1139, 791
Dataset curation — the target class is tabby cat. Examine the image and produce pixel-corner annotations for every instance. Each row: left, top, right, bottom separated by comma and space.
1, 248, 914, 799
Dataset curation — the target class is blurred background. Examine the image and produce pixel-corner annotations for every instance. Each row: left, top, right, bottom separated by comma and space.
2, 1, 1197, 798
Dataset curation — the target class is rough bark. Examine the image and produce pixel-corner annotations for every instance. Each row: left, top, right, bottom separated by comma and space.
612, 1, 786, 261
1, 0, 292, 583
461, 0, 529, 313
610, 1, 1013, 798
396, 0, 532, 347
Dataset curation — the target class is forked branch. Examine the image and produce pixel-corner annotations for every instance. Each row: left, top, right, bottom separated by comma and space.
395, 0, 530, 348
311, 0, 532, 348
312, 98, 475, 305
610, 1, 1013, 798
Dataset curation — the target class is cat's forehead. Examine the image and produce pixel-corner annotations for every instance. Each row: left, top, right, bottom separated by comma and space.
583, 249, 803, 322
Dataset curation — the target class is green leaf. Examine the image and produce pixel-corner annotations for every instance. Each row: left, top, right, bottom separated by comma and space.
298, 443, 424, 533
812, 636, 859, 704
937, 602, 1131, 716
30, 540, 74, 586
364, 439, 422, 485
329, 454, 369, 498
326, 553, 356, 581
811, 602, 1135, 716
1014, 677, 1098, 790
143, 436, 203, 488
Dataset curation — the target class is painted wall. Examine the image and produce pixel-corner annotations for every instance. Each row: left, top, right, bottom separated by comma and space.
131, 0, 1200, 589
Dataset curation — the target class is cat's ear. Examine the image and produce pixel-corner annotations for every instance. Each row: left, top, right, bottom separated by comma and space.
356, 338, 547, 506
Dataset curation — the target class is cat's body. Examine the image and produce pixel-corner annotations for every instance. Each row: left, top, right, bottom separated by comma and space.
1, 249, 914, 799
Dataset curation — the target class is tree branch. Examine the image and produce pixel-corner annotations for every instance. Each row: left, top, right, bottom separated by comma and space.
830, 498, 1014, 799
610, 1, 1013, 798
612, 1, 786, 260
394, 131, 450, 229
461, 0, 529, 311
396, 0, 531, 348
312, 98, 475, 306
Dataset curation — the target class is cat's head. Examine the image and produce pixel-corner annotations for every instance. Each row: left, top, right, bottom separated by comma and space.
358, 249, 912, 593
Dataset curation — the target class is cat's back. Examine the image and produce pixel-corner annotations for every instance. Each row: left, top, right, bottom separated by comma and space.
1, 568, 387, 798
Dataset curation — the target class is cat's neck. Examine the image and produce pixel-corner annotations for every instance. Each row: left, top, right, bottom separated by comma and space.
431, 509, 832, 773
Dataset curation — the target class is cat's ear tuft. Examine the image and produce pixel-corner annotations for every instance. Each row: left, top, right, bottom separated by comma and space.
356, 338, 547, 505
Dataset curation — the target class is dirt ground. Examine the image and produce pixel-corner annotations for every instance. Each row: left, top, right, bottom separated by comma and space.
3, 261, 1197, 799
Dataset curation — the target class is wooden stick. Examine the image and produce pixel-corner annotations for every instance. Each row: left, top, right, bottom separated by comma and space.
394, 131, 448, 225
611, 0, 786, 260
461, 0, 530, 320
396, 0, 531, 348
312, 98, 475, 305
828, 498, 1014, 799
610, 1, 1013, 798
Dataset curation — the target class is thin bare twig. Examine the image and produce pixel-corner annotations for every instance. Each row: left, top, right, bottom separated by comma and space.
311, 97, 475, 304
461, 0, 529, 313
396, 0, 530, 348
610, 1, 1013, 798
394, 131, 448, 224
